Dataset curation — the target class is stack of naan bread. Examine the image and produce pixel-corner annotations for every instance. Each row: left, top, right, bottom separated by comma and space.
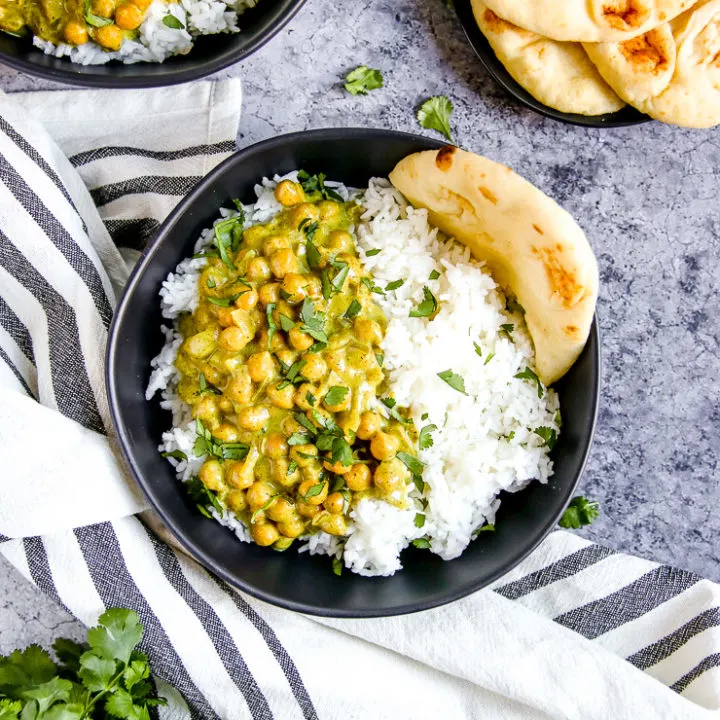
472, 0, 720, 127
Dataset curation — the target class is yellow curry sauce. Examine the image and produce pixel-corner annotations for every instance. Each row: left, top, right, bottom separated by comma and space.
175, 178, 417, 551
0, 0, 156, 50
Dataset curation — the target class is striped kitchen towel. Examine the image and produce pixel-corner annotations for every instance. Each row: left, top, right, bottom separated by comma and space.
0, 83, 718, 720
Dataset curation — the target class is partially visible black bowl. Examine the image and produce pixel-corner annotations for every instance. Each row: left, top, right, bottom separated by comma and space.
107, 128, 601, 617
0, 0, 304, 88
454, 0, 649, 128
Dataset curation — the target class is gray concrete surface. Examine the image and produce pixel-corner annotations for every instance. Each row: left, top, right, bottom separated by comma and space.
1, 0, 718, 651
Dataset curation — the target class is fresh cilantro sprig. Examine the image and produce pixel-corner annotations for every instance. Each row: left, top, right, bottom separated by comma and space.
193, 419, 249, 461
344, 66, 384, 95
559, 496, 600, 529
0, 609, 172, 720
417, 96, 454, 141
297, 171, 344, 202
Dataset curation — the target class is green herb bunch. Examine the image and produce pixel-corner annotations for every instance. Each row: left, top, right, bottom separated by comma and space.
0, 609, 168, 720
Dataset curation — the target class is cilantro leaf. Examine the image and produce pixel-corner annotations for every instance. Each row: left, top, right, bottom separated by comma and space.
344, 65, 384, 95
385, 279, 405, 292
381, 397, 411, 425
414, 513, 425, 528
361, 277, 385, 295
365, 248, 381, 257
417, 96, 454, 141
305, 237, 322, 270
303, 481, 326, 499
344, 299, 361, 320
412, 537, 431, 549
515, 366, 544, 398
472, 523, 495, 538
52, 639, 86, 675
473, 342, 482, 357
324, 386, 348, 407
87, 609, 143, 665
418, 423, 437, 450
332, 557, 343, 576
331, 436, 354, 466
534, 426, 558, 450
484, 352, 495, 365
266, 303, 277, 349
397, 451, 425, 477
409, 286, 438, 318
162, 13, 184, 29
437, 369, 467, 395
559, 496, 600, 529
429, 269, 440, 280
105, 688, 136, 719
78, 653, 116, 692
278, 314, 295, 332
499, 323, 514, 342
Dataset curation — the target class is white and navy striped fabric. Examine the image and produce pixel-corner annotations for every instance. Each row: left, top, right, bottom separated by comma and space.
0, 82, 718, 720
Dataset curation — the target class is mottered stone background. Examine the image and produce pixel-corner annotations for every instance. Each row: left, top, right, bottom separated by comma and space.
1, 0, 718, 648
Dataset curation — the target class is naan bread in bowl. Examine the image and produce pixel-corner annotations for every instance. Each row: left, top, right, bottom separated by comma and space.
585, 0, 720, 127
389, 147, 598, 386
473, 0, 625, 115
481, 0, 697, 42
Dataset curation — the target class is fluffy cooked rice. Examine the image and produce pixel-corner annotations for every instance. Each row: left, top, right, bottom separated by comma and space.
147, 173, 561, 577
33, 0, 257, 65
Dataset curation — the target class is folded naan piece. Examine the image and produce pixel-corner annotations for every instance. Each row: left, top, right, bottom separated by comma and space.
585, 0, 720, 127
473, 0, 625, 115
481, 0, 697, 42
389, 147, 598, 386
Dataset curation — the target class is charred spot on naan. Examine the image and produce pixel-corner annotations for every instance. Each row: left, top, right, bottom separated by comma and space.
620, 28, 671, 73
598, 0, 651, 30
564, 325, 581, 338
533, 224, 545, 235
478, 186, 498, 204
482, 7, 532, 35
532, 245, 585, 308
435, 146, 457, 172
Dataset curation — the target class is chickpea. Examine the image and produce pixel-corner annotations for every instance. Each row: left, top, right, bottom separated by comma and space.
226, 461, 254, 490
218, 397, 233, 414
271, 458, 301, 487
271, 299, 294, 326
263, 235, 291, 257
266, 497, 295, 522
288, 327, 314, 351
275, 348, 297, 367
290, 203, 321, 228
281, 273, 309, 304
370, 431, 400, 461
114, 2, 143, 29
226, 490, 247, 513
63, 20, 88, 45
235, 288, 258, 311
94, 24, 123, 50
201, 364, 223, 386
130, 0, 151, 8
357, 411, 382, 440
251, 522, 280, 547
278, 515, 306, 538
296, 500, 320, 518
298, 478, 328, 505
91, 0, 114, 16
294, 383, 317, 411
300, 354, 325, 383
300, 462, 323, 484
237, 405, 270, 431
325, 349, 346, 374
305, 276, 323, 300
193, 395, 219, 429
257, 328, 287, 353
323, 459, 351, 475
214, 423, 239, 443
274, 537, 294, 551
324, 388, 351, 413
242, 225, 266, 251
269, 248, 298, 279
184, 329, 217, 359
215, 307, 235, 327
199, 459, 224, 492
308, 407, 334, 431
229, 308, 256, 334
327, 230, 354, 253
323, 492, 346, 514
258, 282, 280, 306
266, 382, 296, 410
219, 325, 253, 352
374, 457, 408, 494
282, 416, 306, 436
225, 370, 253, 405
354, 317, 383, 346
246, 481, 275, 509
317, 200, 341, 222
317, 513, 348, 536
247, 257, 272, 283
345, 463, 372, 491
274, 180, 305, 207
290, 444, 318, 468
247, 351, 276, 383
264, 432, 288, 458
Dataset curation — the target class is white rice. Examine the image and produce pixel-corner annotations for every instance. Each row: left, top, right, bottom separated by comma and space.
33, 0, 257, 65
147, 174, 561, 577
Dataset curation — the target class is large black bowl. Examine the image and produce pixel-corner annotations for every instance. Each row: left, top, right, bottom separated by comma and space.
0, 0, 304, 87
454, 0, 649, 128
107, 128, 601, 617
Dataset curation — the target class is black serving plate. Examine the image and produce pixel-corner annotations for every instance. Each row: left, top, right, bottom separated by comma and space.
106, 128, 601, 617
454, 0, 650, 128
0, 0, 304, 88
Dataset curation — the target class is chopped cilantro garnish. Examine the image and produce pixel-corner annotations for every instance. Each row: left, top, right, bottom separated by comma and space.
515, 366, 544, 398
409, 286, 438, 318
437, 369, 467, 395
344, 299, 362, 320
473, 341, 482, 357
414, 513, 426, 528
266, 302, 277, 349
303, 481, 326, 499
429, 269, 440, 280
534, 426, 558, 450
397, 451, 425, 477
412, 537, 431, 549
361, 277, 385, 295
365, 248, 381, 257
278, 314, 295, 332
499, 323, 514, 342
344, 65, 384, 95
418, 423, 438, 450
325, 386, 349, 407
385, 279, 405, 292
559, 496, 600, 529
484, 352, 495, 365
417, 95, 454, 141
332, 556, 343, 576
162, 13, 184, 29
472, 523, 495, 538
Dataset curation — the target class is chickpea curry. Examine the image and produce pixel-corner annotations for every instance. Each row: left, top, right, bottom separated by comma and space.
174, 176, 419, 552
0, 0, 156, 51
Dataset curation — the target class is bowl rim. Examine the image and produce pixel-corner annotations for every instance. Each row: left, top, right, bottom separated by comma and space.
0, 0, 305, 88
453, 0, 651, 129
106, 128, 602, 617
